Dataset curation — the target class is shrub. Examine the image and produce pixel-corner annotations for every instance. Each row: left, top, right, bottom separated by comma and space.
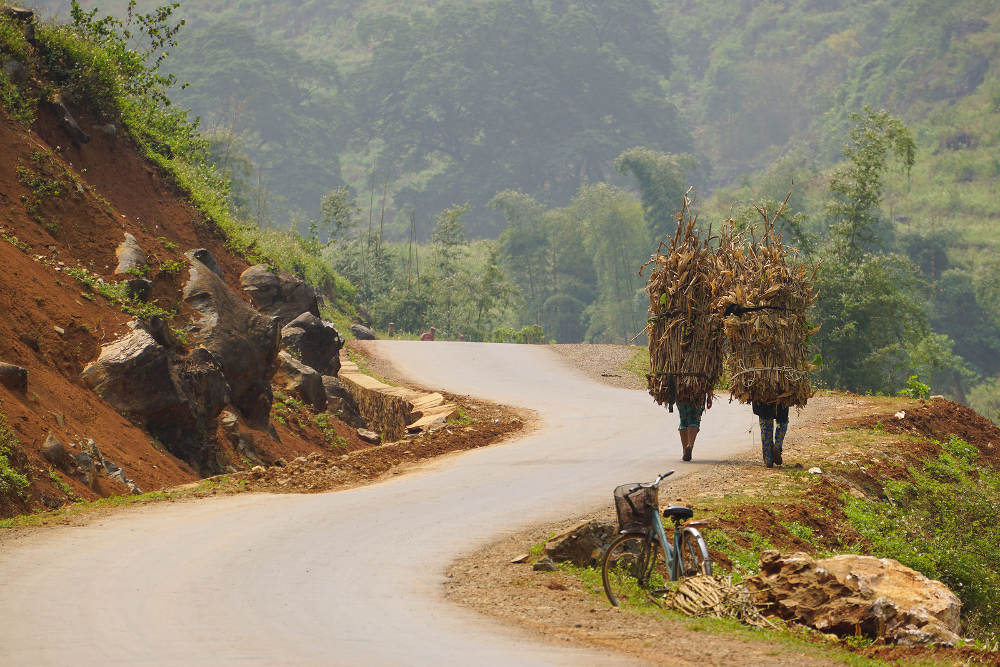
0, 413, 30, 495
845, 435, 1000, 637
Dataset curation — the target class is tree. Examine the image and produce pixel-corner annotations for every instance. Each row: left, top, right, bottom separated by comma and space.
614, 147, 695, 242
826, 107, 915, 258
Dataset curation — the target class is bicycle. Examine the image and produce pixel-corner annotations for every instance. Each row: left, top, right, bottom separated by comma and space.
602, 470, 712, 607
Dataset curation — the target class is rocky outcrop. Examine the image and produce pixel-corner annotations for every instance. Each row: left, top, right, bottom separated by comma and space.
240, 264, 319, 327
0, 362, 27, 391
321, 375, 365, 428
80, 319, 229, 473
746, 551, 962, 646
189, 248, 222, 278
543, 519, 618, 567
114, 233, 148, 275
281, 312, 344, 376
275, 351, 326, 412
338, 356, 455, 441
350, 324, 376, 340
185, 252, 280, 427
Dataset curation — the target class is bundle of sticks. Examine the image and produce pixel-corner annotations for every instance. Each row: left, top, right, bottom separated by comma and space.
642, 189, 725, 412
717, 200, 818, 408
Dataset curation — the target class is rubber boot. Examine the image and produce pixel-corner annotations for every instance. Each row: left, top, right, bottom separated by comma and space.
774, 421, 788, 465
759, 418, 774, 468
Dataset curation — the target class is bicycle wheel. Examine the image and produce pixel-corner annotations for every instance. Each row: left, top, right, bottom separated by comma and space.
676, 526, 712, 577
602, 533, 670, 607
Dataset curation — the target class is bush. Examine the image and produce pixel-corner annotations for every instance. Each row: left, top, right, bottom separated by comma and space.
845, 435, 1000, 638
0, 413, 29, 495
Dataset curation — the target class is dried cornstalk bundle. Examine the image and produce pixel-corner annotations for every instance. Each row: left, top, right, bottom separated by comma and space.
642, 189, 724, 411
717, 201, 819, 408
664, 575, 774, 628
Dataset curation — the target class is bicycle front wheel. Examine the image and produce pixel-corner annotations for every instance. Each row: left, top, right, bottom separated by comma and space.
677, 526, 712, 577
602, 533, 670, 607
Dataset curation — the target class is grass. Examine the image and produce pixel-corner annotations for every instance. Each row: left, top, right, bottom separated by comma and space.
0, 413, 30, 495
0, 478, 232, 529
64, 265, 173, 319
551, 558, 883, 665
844, 434, 1000, 640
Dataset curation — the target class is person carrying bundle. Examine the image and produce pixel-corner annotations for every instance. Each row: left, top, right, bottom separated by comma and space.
642, 189, 726, 463
717, 199, 818, 469
752, 401, 788, 467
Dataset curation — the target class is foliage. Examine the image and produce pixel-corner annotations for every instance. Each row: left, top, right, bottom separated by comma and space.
845, 435, 1000, 638
810, 252, 928, 394
825, 108, 915, 257
0, 413, 30, 495
352, 0, 691, 232
897, 375, 930, 399
491, 325, 546, 345
614, 147, 695, 241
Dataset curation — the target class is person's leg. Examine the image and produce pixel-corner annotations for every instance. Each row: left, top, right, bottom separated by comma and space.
774, 420, 788, 465
759, 418, 774, 467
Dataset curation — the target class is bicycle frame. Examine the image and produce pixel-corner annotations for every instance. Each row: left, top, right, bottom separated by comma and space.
648, 510, 682, 580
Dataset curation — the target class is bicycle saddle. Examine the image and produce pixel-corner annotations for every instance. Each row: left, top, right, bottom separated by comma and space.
662, 505, 693, 521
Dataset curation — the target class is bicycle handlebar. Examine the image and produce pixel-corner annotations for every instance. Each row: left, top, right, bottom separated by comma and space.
628, 470, 675, 494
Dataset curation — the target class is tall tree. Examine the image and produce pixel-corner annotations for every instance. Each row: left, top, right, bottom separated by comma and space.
825, 107, 915, 258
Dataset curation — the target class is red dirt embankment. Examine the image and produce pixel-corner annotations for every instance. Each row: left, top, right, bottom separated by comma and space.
0, 104, 369, 517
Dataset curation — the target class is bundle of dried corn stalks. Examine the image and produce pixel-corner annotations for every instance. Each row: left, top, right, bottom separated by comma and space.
665, 574, 774, 628
717, 200, 818, 408
642, 188, 724, 411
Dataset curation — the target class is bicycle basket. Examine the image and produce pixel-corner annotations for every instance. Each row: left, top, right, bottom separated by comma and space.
613, 484, 658, 532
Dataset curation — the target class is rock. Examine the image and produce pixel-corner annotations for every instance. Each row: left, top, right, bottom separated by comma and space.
96, 123, 117, 137
189, 249, 222, 277
250, 465, 266, 478
48, 93, 89, 144
185, 252, 280, 427
894, 411, 906, 419
281, 313, 344, 376
746, 551, 961, 646
124, 278, 153, 301
350, 324, 376, 340
240, 265, 319, 327
532, 556, 559, 572
510, 553, 531, 564
0, 362, 28, 391
808, 467, 823, 474
543, 519, 619, 567
321, 376, 366, 428
81, 320, 230, 473
220, 411, 239, 430
357, 428, 380, 444
127, 480, 142, 495
275, 351, 327, 411
114, 233, 148, 275
41, 432, 73, 470
72, 450, 98, 489
53, 326, 65, 336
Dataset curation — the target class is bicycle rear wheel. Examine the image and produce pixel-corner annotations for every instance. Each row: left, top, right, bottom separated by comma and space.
677, 526, 712, 577
601, 533, 670, 607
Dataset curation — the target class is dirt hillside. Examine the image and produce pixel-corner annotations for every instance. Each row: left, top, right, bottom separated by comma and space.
0, 102, 376, 517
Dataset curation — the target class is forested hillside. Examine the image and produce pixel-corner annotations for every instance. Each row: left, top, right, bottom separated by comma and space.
17, 0, 1000, 421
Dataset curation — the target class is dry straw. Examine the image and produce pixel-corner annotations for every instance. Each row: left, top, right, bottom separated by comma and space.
717, 198, 819, 407
642, 188, 724, 411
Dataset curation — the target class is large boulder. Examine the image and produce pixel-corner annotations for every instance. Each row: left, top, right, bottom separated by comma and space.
240, 264, 320, 327
321, 375, 366, 428
350, 324, 376, 340
185, 253, 280, 426
80, 320, 229, 473
275, 351, 326, 412
281, 312, 344, 376
543, 519, 619, 567
746, 551, 962, 646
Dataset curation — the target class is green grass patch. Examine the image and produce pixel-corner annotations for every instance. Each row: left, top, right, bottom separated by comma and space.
0, 413, 30, 495
845, 435, 1000, 639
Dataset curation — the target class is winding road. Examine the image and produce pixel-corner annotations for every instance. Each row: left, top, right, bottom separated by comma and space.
0, 342, 755, 666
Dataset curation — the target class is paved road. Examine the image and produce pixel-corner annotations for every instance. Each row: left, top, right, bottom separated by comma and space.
0, 342, 755, 666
